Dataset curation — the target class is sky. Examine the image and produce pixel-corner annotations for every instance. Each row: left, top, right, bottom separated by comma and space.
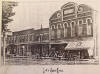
6, 0, 100, 32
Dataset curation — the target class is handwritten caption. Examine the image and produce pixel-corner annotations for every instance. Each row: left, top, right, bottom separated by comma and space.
43, 67, 63, 74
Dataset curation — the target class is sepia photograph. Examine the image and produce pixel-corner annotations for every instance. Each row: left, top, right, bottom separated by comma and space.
1, 0, 99, 65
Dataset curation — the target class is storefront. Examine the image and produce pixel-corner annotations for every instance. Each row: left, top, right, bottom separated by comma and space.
29, 42, 49, 58
49, 43, 67, 58
6, 44, 17, 58
65, 40, 94, 60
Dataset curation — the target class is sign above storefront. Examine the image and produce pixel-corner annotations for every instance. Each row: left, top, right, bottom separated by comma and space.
65, 40, 94, 50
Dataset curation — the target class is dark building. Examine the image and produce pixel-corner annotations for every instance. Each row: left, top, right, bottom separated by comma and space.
6, 28, 49, 57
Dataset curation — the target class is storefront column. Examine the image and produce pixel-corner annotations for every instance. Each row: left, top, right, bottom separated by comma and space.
78, 51, 80, 59
16, 45, 18, 56
18, 45, 20, 56
26, 45, 28, 56
93, 10, 98, 59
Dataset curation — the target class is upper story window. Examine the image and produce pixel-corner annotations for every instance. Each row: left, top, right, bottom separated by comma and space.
51, 25, 55, 30
87, 18, 92, 25
29, 34, 33, 41
79, 20, 82, 24
68, 22, 71, 27
64, 22, 68, 28
71, 21, 75, 27
58, 24, 61, 29
78, 20, 83, 26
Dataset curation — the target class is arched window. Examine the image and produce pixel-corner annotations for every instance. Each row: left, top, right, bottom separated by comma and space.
51, 25, 55, 30
71, 21, 75, 27
78, 20, 83, 26
64, 22, 68, 28
79, 20, 82, 24
68, 22, 70, 27
86, 18, 93, 36
71, 21, 76, 37
58, 24, 61, 29
87, 18, 92, 25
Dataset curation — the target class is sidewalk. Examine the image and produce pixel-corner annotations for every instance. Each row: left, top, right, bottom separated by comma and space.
5, 58, 98, 65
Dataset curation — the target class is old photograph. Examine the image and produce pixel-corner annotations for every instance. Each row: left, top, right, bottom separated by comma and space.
1, 0, 98, 65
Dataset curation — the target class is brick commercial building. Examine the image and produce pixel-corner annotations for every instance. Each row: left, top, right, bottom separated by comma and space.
5, 2, 97, 61
6, 28, 49, 58
49, 2, 97, 60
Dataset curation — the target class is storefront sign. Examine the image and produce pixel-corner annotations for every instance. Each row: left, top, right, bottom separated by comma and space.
65, 40, 94, 50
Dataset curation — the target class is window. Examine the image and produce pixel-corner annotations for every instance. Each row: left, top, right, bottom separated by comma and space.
57, 30, 61, 38
87, 18, 93, 36
79, 20, 82, 24
64, 22, 68, 28
64, 28, 67, 37
51, 25, 55, 30
68, 23, 70, 27
29, 34, 32, 41
71, 21, 75, 27
87, 18, 92, 25
78, 20, 83, 26
32, 34, 34, 41
51, 30, 55, 39
71, 21, 76, 37
58, 24, 61, 29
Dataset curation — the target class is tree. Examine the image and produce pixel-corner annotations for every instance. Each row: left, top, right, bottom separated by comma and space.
2, 1, 17, 64
2, 1, 17, 32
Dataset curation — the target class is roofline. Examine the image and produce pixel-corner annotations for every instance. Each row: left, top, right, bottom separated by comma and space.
49, 10, 61, 20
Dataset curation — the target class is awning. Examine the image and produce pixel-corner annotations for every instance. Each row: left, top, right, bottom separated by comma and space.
65, 40, 94, 50
29, 42, 49, 45
50, 42, 67, 48
7, 44, 17, 47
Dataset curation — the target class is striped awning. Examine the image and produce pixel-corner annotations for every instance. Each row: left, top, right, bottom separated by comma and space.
65, 40, 94, 50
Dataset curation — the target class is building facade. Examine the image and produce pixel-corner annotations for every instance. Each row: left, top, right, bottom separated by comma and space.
6, 28, 49, 57
49, 2, 96, 60
5, 2, 97, 61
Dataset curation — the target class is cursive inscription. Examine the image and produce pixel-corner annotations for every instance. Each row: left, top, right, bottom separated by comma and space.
43, 68, 63, 74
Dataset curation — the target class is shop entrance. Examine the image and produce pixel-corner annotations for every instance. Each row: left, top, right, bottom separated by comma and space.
64, 49, 89, 61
